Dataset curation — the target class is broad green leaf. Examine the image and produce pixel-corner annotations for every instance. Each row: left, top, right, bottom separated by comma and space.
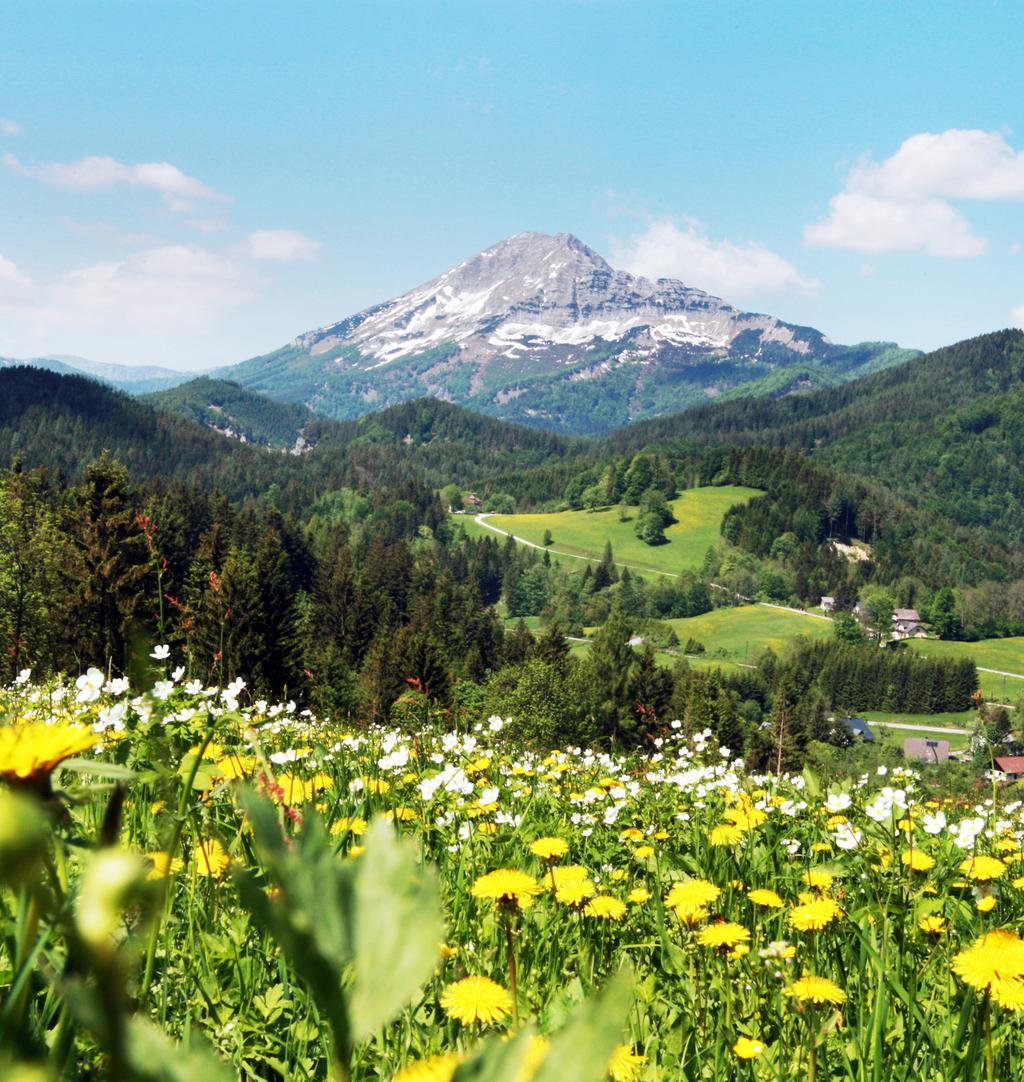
349, 818, 444, 1040
234, 791, 355, 1058
530, 968, 633, 1082
125, 1018, 238, 1082
452, 1028, 536, 1082
801, 764, 822, 800
59, 758, 138, 781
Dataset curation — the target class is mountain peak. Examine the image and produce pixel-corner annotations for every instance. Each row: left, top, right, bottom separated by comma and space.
222, 231, 911, 435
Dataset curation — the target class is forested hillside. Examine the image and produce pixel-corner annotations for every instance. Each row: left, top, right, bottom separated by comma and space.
0, 367, 581, 509
142, 377, 321, 449
609, 330, 1024, 543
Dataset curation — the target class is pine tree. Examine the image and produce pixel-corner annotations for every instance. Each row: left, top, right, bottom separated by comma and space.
587, 603, 635, 744
67, 455, 150, 671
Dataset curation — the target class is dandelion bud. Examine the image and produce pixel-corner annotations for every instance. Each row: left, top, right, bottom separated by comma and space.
75, 849, 151, 957
0, 790, 49, 884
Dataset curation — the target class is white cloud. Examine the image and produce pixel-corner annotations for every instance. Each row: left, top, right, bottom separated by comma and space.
807, 129, 1024, 258
60, 217, 157, 247
0, 253, 30, 290
611, 218, 819, 300
188, 218, 230, 235
244, 228, 323, 262
3, 152, 229, 211
0, 117, 20, 135
0, 244, 254, 337
806, 191, 986, 258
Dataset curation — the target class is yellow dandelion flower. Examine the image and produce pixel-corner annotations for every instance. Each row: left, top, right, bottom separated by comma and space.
440, 976, 512, 1025
607, 1044, 645, 1082
727, 805, 768, 829
633, 844, 655, 860
802, 869, 834, 891
733, 1036, 765, 1059
919, 915, 946, 935
550, 864, 591, 888
392, 1052, 462, 1082
610, 868, 628, 882
628, 887, 650, 904
786, 975, 846, 1004
361, 777, 391, 794
584, 895, 627, 921
811, 842, 832, 854
215, 754, 256, 780
620, 827, 644, 842
193, 838, 230, 879
698, 922, 751, 948
385, 807, 417, 822
666, 879, 721, 914
796, 891, 818, 905
789, 897, 841, 932
330, 816, 368, 837
477, 822, 498, 835
977, 895, 997, 913
653, 830, 669, 841
529, 836, 569, 860
960, 855, 1006, 882
952, 929, 1024, 1010
748, 888, 784, 908
710, 823, 746, 847
472, 869, 542, 910
0, 722, 97, 785
144, 851, 183, 881
901, 850, 936, 872
557, 877, 597, 906
1012, 876, 1024, 890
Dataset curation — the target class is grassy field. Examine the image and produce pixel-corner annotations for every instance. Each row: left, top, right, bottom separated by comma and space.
462, 485, 762, 576
664, 603, 834, 663
911, 637, 1024, 702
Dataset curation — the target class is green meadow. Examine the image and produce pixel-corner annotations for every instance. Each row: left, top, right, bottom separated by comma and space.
665, 603, 834, 663
462, 485, 761, 576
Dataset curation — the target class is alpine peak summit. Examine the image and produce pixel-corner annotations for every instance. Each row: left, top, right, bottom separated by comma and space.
219, 231, 916, 434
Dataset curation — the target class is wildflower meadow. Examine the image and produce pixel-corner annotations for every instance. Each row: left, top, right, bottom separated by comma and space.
1, 655, 1023, 1081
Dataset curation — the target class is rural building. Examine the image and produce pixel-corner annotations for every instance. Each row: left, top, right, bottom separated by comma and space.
994, 756, 1024, 780
820, 596, 835, 612
903, 737, 951, 763
892, 608, 927, 639
842, 716, 875, 742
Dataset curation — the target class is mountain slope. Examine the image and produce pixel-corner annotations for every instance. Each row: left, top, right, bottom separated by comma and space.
216, 232, 918, 434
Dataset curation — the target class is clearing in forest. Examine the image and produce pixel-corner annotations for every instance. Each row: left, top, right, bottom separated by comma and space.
466, 485, 762, 576
665, 604, 834, 664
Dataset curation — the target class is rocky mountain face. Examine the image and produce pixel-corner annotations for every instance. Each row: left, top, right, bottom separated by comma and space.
219, 232, 917, 435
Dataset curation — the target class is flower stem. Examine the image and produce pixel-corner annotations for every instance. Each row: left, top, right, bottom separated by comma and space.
503, 909, 519, 1027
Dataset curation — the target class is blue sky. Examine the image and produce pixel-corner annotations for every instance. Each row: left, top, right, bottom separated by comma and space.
1, 0, 1023, 368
